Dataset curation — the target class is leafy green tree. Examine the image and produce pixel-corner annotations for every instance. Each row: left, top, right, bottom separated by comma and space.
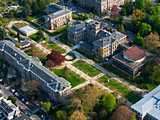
8, 96, 17, 105
135, 0, 145, 9
120, 1, 134, 16
55, 110, 67, 120
0, 27, 6, 40
148, 15, 160, 34
138, 22, 151, 36
133, 33, 145, 48
41, 100, 52, 112
150, 65, 160, 84
99, 94, 117, 113
150, 5, 160, 15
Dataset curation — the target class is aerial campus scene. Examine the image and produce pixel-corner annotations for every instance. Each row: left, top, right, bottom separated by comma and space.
0, 0, 160, 120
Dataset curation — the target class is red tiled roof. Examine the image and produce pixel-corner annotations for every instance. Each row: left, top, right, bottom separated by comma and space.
123, 46, 146, 61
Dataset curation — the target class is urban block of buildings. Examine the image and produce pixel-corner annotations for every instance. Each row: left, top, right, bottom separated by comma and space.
0, 40, 71, 98
132, 85, 160, 120
112, 46, 146, 77
68, 20, 127, 58
0, 97, 20, 120
74, 0, 125, 14
44, 4, 72, 30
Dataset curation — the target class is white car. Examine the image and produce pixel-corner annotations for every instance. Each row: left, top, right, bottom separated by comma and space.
11, 89, 15, 93
15, 92, 19, 97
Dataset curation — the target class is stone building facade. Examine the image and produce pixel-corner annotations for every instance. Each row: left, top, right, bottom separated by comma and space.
68, 20, 127, 58
45, 4, 72, 30
75, 0, 125, 14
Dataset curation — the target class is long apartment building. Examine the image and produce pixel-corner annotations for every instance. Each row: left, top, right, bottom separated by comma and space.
74, 0, 125, 14
0, 40, 71, 98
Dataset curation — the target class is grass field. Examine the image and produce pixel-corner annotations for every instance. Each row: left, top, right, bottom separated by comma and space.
49, 25, 68, 36
73, 60, 101, 77
52, 68, 86, 87
46, 41, 66, 54
99, 76, 142, 103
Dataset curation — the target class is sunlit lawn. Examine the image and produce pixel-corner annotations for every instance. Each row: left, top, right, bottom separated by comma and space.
73, 60, 101, 77
99, 76, 142, 103
52, 68, 86, 87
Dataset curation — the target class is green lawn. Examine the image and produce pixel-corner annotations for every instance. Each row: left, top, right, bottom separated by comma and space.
52, 68, 86, 87
30, 32, 42, 42
46, 41, 66, 54
73, 60, 101, 77
49, 25, 68, 36
72, 13, 94, 21
99, 76, 142, 103
59, 32, 74, 47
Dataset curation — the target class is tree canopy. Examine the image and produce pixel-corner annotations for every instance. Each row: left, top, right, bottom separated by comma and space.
111, 105, 136, 120
69, 111, 87, 120
99, 93, 117, 113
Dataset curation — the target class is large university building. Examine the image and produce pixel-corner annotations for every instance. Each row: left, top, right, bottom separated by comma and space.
44, 4, 72, 30
0, 40, 71, 98
68, 20, 127, 58
74, 0, 125, 14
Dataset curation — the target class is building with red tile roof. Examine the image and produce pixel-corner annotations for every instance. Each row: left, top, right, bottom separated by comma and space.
112, 46, 147, 77
123, 46, 146, 63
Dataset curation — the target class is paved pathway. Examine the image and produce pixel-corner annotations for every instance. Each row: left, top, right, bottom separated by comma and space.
50, 35, 146, 94
71, 81, 90, 91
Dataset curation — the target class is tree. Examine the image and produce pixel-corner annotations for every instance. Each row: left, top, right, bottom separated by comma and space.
120, 1, 134, 16
133, 33, 145, 48
8, 96, 17, 105
132, 9, 145, 21
69, 111, 87, 120
138, 22, 152, 36
111, 105, 136, 120
46, 51, 65, 68
55, 110, 67, 120
145, 32, 160, 53
150, 65, 160, 84
70, 98, 82, 111
41, 100, 52, 112
0, 27, 6, 40
23, 80, 41, 101
135, 0, 145, 9
24, 80, 40, 92
99, 93, 117, 113
69, 85, 103, 115
147, 15, 160, 34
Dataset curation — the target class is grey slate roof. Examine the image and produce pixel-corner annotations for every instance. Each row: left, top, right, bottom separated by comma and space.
46, 4, 71, 19
68, 21, 86, 33
0, 40, 71, 95
93, 30, 126, 47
